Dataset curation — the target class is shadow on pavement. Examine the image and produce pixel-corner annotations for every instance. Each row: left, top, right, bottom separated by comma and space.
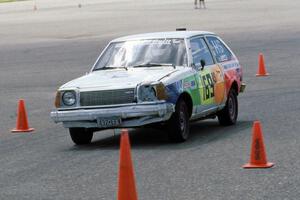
69, 120, 252, 151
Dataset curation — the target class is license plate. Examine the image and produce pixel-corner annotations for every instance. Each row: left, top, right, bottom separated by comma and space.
97, 117, 122, 128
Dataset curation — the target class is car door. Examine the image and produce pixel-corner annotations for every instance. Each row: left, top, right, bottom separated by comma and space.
189, 36, 226, 115
205, 36, 241, 98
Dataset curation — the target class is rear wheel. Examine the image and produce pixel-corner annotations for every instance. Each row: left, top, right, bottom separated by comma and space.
217, 89, 238, 126
167, 99, 190, 142
69, 128, 93, 145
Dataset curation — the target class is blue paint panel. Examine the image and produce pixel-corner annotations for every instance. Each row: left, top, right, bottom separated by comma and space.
191, 80, 196, 87
165, 80, 182, 104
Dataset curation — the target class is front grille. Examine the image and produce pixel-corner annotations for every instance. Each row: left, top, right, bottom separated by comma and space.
80, 88, 135, 106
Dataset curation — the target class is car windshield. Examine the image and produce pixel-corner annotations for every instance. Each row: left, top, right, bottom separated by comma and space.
93, 38, 188, 70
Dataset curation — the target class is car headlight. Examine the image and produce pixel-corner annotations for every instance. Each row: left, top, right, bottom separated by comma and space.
138, 82, 167, 102
62, 91, 76, 106
138, 85, 157, 102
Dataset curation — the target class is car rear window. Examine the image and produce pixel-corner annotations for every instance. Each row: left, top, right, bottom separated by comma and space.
206, 36, 233, 63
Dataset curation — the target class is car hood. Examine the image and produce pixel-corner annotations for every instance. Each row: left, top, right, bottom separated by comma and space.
60, 67, 180, 91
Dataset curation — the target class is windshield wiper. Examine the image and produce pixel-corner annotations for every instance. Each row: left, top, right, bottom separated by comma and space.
94, 66, 128, 71
132, 63, 175, 68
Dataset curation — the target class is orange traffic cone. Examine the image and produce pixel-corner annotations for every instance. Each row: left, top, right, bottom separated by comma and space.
11, 99, 35, 133
243, 121, 274, 168
256, 53, 269, 76
117, 129, 138, 200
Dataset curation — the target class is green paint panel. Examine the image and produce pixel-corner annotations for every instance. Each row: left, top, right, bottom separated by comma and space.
182, 75, 200, 105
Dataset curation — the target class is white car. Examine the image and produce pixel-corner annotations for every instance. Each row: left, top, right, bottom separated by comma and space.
51, 30, 245, 145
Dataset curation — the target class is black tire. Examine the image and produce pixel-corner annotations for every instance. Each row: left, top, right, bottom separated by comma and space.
217, 89, 238, 126
167, 99, 190, 142
69, 128, 93, 145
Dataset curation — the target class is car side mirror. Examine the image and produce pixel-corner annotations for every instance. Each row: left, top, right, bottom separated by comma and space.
200, 59, 206, 70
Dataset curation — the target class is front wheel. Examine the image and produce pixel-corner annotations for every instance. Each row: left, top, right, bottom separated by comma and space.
167, 99, 190, 142
217, 89, 238, 126
69, 128, 94, 145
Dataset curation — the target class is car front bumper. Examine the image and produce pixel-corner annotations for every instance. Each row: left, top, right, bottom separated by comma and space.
240, 82, 246, 93
50, 102, 175, 128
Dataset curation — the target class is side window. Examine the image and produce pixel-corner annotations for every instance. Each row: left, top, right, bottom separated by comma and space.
190, 37, 214, 67
206, 36, 233, 63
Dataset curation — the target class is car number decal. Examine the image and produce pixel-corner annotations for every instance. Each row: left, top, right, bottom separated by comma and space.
202, 73, 215, 101
199, 69, 215, 104
199, 65, 226, 105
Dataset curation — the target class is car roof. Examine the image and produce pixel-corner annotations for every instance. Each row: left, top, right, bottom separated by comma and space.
111, 31, 216, 42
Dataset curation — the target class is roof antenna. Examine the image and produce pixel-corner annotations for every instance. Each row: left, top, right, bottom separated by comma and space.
176, 28, 187, 31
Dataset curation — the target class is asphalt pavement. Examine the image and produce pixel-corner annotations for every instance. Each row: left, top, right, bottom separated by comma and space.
0, 0, 300, 199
